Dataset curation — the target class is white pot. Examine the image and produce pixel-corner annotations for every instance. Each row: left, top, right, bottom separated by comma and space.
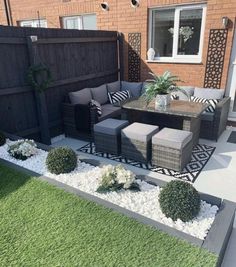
155, 94, 171, 109
147, 48, 155, 61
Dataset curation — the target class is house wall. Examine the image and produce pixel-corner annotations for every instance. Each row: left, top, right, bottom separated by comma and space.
0, 0, 236, 88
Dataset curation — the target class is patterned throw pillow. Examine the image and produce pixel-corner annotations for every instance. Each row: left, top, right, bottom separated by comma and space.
108, 90, 131, 104
90, 100, 102, 116
190, 96, 220, 113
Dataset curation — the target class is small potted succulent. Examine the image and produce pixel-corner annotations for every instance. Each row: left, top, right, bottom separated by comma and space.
143, 71, 183, 108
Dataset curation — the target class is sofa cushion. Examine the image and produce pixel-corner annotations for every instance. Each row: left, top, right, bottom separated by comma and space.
121, 81, 143, 97
108, 90, 131, 104
201, 112, 214, 122
107, 81, 121, 93
191, 96, 220, 113
98, 105, 122, 121
175, 86, 195, 101
121, 122, 159, 142
194, 88, 224, 100
69, 88, 92, 105
90, 84, 108, 105
152, 128, 193, 150
94, 118, 129, 135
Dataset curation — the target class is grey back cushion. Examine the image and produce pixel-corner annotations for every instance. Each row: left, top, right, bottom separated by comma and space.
175, 86, 195, 101
69, 88, 92, 105
90, 84, 108, 105
194, 88, 225, 100
107, 81, 121, 93
121, 81, 143, 97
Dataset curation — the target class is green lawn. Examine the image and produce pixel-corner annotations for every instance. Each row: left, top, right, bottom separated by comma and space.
0, 164, 217, 267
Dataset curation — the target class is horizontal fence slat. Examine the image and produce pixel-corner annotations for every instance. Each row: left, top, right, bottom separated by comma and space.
0, 37, 26, 44
0, 69, 119, 96
0, 86, 32, 96
36, 37, 117, 44
48, 69, 120, 88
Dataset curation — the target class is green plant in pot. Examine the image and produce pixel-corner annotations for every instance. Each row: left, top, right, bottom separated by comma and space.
143, 71, 183, 108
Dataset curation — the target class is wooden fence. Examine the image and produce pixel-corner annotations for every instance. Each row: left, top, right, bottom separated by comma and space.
0, 26, 123, 144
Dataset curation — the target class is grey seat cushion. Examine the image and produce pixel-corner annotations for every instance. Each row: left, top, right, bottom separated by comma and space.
122, 122, 159, 142
152, 128, 193, 150
194, 88, 225, 100
69, 88, 92, 105
98, 104, 121, 121
94, 118, 129, 135
175, 86, 195, 101
91, 84, 108, 105
121, 81, 143, 97
107, 81, 121, 93
201, 112, 215, 122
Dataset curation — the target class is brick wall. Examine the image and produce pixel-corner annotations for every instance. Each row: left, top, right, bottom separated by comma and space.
1, 0, 236, 88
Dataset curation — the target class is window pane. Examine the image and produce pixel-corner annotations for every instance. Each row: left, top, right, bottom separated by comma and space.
64, 17, 82, 29
178, 9, 203, 55
83, 14, 97, 30
151, 9, 175, 57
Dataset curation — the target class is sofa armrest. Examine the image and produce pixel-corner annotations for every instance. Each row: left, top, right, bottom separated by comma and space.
213, 97, 231, 138
63, 102, 98, 132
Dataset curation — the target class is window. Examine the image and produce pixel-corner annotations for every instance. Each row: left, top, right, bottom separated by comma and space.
62, 14, 97, 30
19, 19, 47, 28
149, 5, 206, 63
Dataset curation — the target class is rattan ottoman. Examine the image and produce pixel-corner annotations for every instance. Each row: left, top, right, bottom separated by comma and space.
152, 128, 193, 172
94, 118, 129, 155
121, 122, 159, 163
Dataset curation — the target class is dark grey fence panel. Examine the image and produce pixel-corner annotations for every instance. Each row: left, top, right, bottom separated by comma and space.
0, 26, 121, 143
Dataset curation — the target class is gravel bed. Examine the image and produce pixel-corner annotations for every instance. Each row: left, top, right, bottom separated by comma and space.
0, 140, 218, 240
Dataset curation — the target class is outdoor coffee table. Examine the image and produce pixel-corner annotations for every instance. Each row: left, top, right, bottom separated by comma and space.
122, 98, 209, 146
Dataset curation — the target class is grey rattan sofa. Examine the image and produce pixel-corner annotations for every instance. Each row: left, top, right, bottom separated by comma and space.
174, 87, 230, 141
62, 81, 145, 140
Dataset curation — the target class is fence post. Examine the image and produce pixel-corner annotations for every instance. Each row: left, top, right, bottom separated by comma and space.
27, 36, 51, 145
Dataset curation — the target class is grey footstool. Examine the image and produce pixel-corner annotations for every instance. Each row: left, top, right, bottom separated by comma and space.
121, 122, 159, 163
94, 118, 129, 155
152, 128, 193, 172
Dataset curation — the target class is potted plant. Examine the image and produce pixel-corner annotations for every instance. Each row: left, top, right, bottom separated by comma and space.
143, 71, 183, 108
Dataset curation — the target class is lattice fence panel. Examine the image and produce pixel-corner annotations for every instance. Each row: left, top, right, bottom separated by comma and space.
204, 29, 228, 89
128, 33, 141, 82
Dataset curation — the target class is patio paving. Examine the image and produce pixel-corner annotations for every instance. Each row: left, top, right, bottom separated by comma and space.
52, 126, 236, 267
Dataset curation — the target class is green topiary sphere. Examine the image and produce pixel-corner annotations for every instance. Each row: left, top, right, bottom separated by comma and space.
46, 147, 77, 175
0, 132, 6, 146
159, 180, 201, 222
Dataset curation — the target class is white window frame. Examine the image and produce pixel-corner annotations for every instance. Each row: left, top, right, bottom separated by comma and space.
19, 19, 47, 28
62, 16, 83, 30
62, 13, 97, 30
148, 4, 207, 64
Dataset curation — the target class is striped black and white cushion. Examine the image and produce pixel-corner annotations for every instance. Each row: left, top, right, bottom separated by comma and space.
190, 96, 220, 113
108, 90, 131, 104
90, 100, 102, 116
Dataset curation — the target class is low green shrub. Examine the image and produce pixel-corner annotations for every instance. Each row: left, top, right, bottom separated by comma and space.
46, 147, 77, 174
159, 180, 201, 222
0, 132, 6, 146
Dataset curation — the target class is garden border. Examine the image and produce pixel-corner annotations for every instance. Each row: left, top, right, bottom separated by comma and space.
1, 133, 235, 267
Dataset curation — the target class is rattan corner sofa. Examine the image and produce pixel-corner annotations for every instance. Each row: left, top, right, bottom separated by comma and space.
62, 81, 145, 140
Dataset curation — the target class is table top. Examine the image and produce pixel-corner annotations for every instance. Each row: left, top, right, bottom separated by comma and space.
122, 98, 209, 118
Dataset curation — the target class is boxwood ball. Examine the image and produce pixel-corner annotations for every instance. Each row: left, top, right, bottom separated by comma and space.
46, 147, 77, 175
159, 180, 201, 222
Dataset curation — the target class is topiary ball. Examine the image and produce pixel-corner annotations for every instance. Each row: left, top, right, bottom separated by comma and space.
0, 132, 6, 146
159, 180, 201, 222
46, 147, 77, 175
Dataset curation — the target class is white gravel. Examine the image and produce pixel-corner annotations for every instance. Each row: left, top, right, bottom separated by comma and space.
0, 139, 218, 240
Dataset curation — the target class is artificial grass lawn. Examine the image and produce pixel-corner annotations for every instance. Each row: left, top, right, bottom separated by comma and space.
0, 164, 217, 267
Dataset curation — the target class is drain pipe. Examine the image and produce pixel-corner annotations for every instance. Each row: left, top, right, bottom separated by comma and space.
3, 0, 13, 26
